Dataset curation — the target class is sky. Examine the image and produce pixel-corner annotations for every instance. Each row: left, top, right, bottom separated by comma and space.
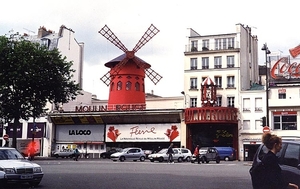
1, 0, 299, 100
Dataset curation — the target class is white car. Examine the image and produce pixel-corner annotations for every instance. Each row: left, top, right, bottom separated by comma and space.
53, 149, 78, 158
0, 147, 43, 187
148, 148, 192, 162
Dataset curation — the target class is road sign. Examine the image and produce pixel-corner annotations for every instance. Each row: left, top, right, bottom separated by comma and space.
263, 126, 270, 133
3, 134, 9, 140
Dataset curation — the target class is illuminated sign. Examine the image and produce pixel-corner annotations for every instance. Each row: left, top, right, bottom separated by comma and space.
75, 104, 146, 112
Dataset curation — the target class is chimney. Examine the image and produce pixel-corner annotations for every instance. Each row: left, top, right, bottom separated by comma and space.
38, 26, 51, 38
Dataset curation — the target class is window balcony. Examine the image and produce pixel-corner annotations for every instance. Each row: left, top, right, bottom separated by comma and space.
227, 84, 235, 88
190, 66, 197, 70
214, 65, 222, 69
227, 64, 234, 68
202, 66, 209, 69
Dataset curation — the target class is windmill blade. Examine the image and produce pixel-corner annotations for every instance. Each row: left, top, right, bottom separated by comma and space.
100, 71, 111, 86
99, 25, 128, 52
100, 57, 129, 86
145, 68, 163, 85
132, 24, 159, 53
132, 57, 162, 85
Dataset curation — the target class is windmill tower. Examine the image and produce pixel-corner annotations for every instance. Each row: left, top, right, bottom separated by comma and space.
99, 24, 162, 110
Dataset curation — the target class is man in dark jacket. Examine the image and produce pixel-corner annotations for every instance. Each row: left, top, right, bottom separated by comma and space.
166, 143, 174, 164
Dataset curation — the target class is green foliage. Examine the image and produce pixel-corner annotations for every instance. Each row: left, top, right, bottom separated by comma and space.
0, 32, 81, 123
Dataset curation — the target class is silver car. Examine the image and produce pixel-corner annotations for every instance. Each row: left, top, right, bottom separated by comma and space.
0, 147, 43, 187
110, 147, 146, 162
148, 148, 192, 162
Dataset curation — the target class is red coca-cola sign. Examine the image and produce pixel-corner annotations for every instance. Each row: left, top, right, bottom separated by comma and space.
270, 44, 300, 79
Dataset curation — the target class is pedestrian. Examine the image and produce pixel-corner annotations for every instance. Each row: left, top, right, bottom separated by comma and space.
251, 132, 298, 189
166, 143, 174, 164
193, 145, 200, 164
73, 148, 80, 161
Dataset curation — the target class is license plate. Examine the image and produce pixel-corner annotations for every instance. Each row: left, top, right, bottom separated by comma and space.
21, 174, 33, 179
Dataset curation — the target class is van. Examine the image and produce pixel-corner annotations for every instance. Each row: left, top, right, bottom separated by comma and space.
214, 147, 236, 161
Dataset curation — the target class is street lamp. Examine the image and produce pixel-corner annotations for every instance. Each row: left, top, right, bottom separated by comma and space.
261, 43, 271, 127
181, 91, 191, 108
181, 91, 186, 108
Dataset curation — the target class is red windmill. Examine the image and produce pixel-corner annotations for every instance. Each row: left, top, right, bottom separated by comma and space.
98, 24, 162, 110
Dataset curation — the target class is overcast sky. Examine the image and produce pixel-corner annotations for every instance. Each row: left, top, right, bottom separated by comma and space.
1, 0, 299, 100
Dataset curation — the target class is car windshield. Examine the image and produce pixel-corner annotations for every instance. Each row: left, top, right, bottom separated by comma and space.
0, 149, 24, 160
157, 149, 167, 154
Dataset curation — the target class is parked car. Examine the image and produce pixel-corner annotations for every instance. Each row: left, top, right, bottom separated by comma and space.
0, 147, 43, 187
148, 148, 192, 162
110, 147, 146, 162
214, 147, 236, 161
53, 148, 79, 158
252, 140, 300, 187
191, 147, 220, 163
100, 148, 122, 159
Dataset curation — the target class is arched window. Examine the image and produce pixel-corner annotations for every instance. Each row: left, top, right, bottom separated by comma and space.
117, 81, 122, 90
135, 82, 140, 91
110, 82, 114, 91
126, 81, 132, 90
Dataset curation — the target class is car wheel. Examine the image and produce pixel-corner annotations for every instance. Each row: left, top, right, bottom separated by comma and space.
177, 157, 183, 162
186, 157, 191, 162
201, 157, 205, 163
158, 157, 164, 162
224, 157, 229, 161
150, 159, 154, 162
55, 154, 59, 158
216, 156, 221, 163
120, 156, 125, 162
206, 161, 209, 163
140, 156, 145, 162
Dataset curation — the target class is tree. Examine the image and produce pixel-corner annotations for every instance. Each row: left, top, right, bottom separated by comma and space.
0, 32, 81, 148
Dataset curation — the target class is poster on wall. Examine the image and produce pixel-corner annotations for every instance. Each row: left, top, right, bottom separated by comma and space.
56, 124, 105, 142
27, 123, 45, 138
7, 123, 22, 138
105, 123, 180, 142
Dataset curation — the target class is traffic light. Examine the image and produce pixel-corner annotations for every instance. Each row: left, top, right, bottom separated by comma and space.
262, 116, 266, 126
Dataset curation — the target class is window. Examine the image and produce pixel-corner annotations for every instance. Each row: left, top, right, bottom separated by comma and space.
228, 38, 234, 48
274, 113, 297, 130
243, 120, 250, 130
117, 81, 122, 90
227, 97, 235, 107
190, 78, 197, 89
215, 39, 222, 50
190, 98, 197, 107
227, 76, 235, 88
255, 98, 263, 111
282, 144, 300, 167
135, 82, 140, 91
202, 39, 209, 50
214, 76, 222, 88
279, 93, 286, 99
126, 81, 132, 90
227, 56, 234, 67
202, 57, 209, 69
216, 96, 222, 107
191, 40, 198, 51
190, 58, 197, 70
243, 98, 250, 111
214, 56, 222, 68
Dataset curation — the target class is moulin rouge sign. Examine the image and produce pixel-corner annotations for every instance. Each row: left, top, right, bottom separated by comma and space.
271, 44, 300, 79
75, 104, 146, 112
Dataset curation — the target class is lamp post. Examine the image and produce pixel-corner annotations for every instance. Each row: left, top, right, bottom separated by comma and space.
261, 43, 271, 127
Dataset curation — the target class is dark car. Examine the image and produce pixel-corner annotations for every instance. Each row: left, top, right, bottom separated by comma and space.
252, 140, 300, 187
192, 147, 221, 163
100, 148, 122, 159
